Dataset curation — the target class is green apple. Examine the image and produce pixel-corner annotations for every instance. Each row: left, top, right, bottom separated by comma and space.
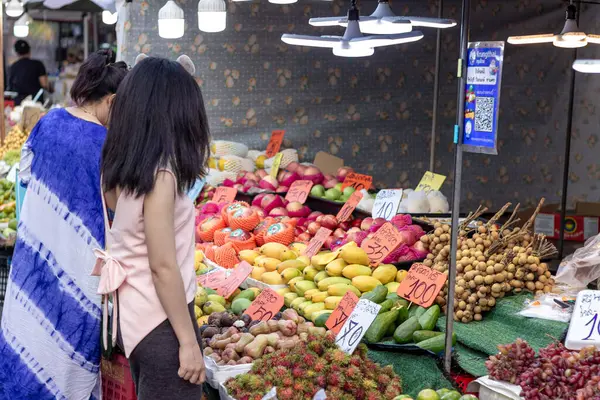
342, 186, 355, 197
334, 183, 343, 191
325, 188, 341, 201
310, 184, 325, 197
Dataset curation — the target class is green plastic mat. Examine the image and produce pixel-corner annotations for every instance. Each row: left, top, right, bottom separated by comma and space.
437, 293, 569, 377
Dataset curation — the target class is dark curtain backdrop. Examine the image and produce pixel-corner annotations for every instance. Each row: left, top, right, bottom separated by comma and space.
120, 0, 600, 211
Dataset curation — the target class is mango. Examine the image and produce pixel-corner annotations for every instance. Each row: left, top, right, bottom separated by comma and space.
386, 281, 401, 294
303, 266, 319, 281
340, 246, 370, 265
239, 249, 260, 264
231, 298, 252, 315
207, 294, 226, 306
303, 289, 321, 301
325, 296, 343, 310
202, 301, 226, 314
304, 302, 326, 320
194, 305, 203, 318
317, 277, 351, 292
290, 297, 307, 310
259, 242, 288, 259
396, 270, 408, 283
290, 242, 308, 254
296, 255, 310, 267
325, 258, 348, 277
275, 288, 291, 296
295, 280, 318, 296
288, 276, 305, 292
342, 264, 372, 279
314, 271, 329, 283
258, 257, 280, 272
281, 268, 302, 283
311, 291, 329, 303
261, 271, 284, 285
284, 292, 299, 307
194, 287, 208, 306
352, 276, 383, 292
327, 283, 362, 297
279, 249, 298, 261
372, 264, 397, 284
233, 289, 255, 302
251, 266, 266, 280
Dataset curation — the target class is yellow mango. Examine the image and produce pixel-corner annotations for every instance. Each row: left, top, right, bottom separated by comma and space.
277, 260, 306, 274
295, 280, 318, 296
327, 283, 362, 297
284, 292, 298, 307
304, 302, 325, 320
258, 257, 280, 272
325, 258, 348, 277
311, 291, 329, 303
317, 277, 351, 292
251, 266, 266, 280
288, 277, 305, 292
261, 271, 284, 285
372, 264, 397, 284
342, 264, 372, 279
303, 289, 321, 301
340, 246, 370, 265
238, 249, 259, 264
259, 242, 289, 259
352, 276, 383, 292
325, 296, 343, 310
396, 270, 408, 283
281, 268, 302, 283
386, 282, 400, 294
303, 266, 319, 281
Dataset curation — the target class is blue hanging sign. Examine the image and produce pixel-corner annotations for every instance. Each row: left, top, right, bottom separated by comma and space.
463, 41, 504, 155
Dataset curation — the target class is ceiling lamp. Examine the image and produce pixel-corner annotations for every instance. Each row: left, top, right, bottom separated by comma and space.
198, 0, 226, 32
573, 60, 600, 73
5, 0, 24, 18
102, 10, 118, 25
281, 0, 423, 57
507, 3, 600, 49
13, 12, 32, 38
269, 0, 297, 4
308, 0, 456, 35
158, 0, 184, 39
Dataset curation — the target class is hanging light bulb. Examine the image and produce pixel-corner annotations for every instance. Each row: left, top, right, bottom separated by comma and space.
158, 1, 185, 39
102, 10, 118, 25
5, 0, 24, 18
197, 0, 226, 33
269, 0, 297, 5
573, 60, 600, 73
13, 12, 32, 38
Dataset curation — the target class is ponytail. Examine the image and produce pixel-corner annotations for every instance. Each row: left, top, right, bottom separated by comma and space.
70, 49, 128, 106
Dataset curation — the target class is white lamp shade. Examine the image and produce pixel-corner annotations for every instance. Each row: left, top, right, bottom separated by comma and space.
102, 10, 118, 25
573, 60, 600, 73
554, 36, 587, 48
5, 0, 24, 18
158, 1, 185, 39
333, 46, 374, 57
269, 0, 298, 4
198, 0, 226, 32
14, 13, 32, 38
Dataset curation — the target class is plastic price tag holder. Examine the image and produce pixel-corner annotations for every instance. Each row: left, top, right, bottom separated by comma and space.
336, 191, 363, 223
302, 227, 333, 258
213, 186, 237, 204
269, 153, 284, 179
215, 261, 253, 298
415, 171, 446, 193
372, 189, 403, 221
360, 222, 402, 267
285, 180, 313, 204
197, 270, 227, 290
341, 172, 373, 191
397, 263, 448, 308
335, 299, 381, 354
244, 288, 284, 322
565, 290, 600, 350
326, 291, 359, 335
265, 130, 285, 158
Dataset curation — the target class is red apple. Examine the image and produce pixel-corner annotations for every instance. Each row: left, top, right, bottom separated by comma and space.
361, 217, 374, 231
297, 232, 311, 243
308, 211, 323, 221
333, 228, 346, 238
307, 221, 321, 235
269, 207, 288, 217
321, 215, 338, 230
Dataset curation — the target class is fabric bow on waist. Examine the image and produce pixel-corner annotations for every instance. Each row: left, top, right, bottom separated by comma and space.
92, 249, 127, 351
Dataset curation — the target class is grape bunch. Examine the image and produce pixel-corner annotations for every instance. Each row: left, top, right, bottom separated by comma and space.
485, 339, 536, 384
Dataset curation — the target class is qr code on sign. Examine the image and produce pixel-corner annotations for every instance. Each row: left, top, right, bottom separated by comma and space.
475, 97, 495, 132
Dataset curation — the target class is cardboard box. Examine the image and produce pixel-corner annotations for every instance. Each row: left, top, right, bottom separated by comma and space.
519, 202, 600, 242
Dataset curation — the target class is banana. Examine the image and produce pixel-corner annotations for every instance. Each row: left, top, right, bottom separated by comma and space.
304, 302, 325, 320
325, 296, 343, 310
310, 291, 329, 303
259, 243, 289, 259
281, 268, 302, 283
340, 246, 370, 265
342, 264, 372, 279
303, 266, 319, 281
284, 292, 299, 307
325, 258, 348, 277
327, 283, 362, 297
317, 277, 352, 292
352, 276, 383, 292
372, 264, 397, 284
277, 260, 306, 274
261, 271, 284, 285
251, 266, 266, 280
238, 249, 260, 264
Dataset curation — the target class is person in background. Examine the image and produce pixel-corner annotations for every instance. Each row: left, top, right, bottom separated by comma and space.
8, 40, 48, 105
99, 55, 209, 399
0, 49, 128, 400
59, 47, 83, 105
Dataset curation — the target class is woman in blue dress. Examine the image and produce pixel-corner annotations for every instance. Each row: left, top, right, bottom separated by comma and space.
0, 50, 128, 400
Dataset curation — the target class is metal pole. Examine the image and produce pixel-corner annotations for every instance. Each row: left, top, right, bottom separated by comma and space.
444, 0, 470, 373
83, 13, 90, 60
430, 0, 443, 173
92, 13, 99, 52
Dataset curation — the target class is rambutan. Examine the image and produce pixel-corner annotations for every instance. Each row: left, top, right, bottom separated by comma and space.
350, 355, 362, 367
278, 387, 294, 400
307, 340, 324, 355
363, 379, 378, 390
377, 373, 392, 386
302, 353, 317, 365
327, 349, 349, 365
316, 375, 327, 388
385, 385, 402, 398
313, 359, 327, 373
366, 390, 380, 400
327, 372, 345, 387
292, 367, 305, 379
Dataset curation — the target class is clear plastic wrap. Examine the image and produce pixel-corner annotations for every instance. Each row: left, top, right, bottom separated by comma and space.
555, 233, 600, 288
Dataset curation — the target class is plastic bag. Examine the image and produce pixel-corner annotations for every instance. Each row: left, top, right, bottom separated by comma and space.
219, 384, 327, 400
518, 293, 576, 323
555, 233, 600, 288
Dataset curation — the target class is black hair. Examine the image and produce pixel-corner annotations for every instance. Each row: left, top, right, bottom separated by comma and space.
70, 49, 128, 106
14, 40, 30, 56
102, 57, 210, 196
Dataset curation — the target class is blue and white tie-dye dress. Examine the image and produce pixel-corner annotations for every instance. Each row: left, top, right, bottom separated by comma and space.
0, 108, 106, 400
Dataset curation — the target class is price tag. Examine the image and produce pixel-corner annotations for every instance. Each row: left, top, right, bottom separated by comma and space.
197, 270, 227, 290
372, 189, 403, 221
285, 180, 313, 204
361, 222, 402, 267
341, 172, 373, 191
397, 263, 448, 308
565, 290, 600, 350
270, 153, 284, 179
415, 171, 446, 193
302, 227, 332, 258
213, 186, 237, 203
215, 261, 253, 298
336, 191, 363, 223
326, 291, 359, 335
335, 299, 381, 354
265, 130, 285, 158
244, 288, 284, 322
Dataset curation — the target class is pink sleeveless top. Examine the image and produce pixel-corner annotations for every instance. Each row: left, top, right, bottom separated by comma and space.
92, 170, 197, 357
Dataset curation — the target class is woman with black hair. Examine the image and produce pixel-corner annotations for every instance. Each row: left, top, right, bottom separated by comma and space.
0, 49, 128, 400
97, 55, 209, 399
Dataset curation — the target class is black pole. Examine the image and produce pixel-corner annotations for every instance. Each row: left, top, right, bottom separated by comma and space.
430, 0, 443, 172
444, 0, 470, 373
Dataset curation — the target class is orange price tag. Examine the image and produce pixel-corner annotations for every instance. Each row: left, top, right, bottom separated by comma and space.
336, 191, 363, 223
285, 180, 313, 204
302, 227, 332, 258
197, 270, 227, 290
215, 261, 253, 298
360, 222, 402, 267
325, 291, 359, 335
244, 288, 284, 322
213, 186, 237, 204
341, 172, 373, 191
397, 263, 448, 308
265, 130, 285, 158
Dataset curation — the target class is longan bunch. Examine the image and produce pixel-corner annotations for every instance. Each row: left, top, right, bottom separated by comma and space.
507, 246, 554, 295
0, 125, 28, 159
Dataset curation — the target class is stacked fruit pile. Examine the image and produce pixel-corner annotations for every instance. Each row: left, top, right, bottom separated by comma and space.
0, 125, 28, 161
0, 179, 17, 225
194, 285, 261, 326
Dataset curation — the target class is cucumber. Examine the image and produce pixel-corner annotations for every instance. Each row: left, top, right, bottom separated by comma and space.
378, 299, 394, 314
314, 312, 332, 328
361, 285, 388, 304
412, 330, 444, 343
418, 304, 440, 331
417, 332, 457, 353
408, 305, 427, 319
395, 305, 409, 325
386, 293, 400, 302
364, 309, 399, 344
393, 316, 421, 344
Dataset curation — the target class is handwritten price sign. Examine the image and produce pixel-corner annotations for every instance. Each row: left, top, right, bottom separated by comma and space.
335, 299, 381, 354
326, 291, 359, 335
285, 180, 313, 204
302, 228, 332, 258
269, 153, 284, 179
197, 270, 227, 290
372, 189, 403, 221
360, 222, 402, 267
215, 261, 253, 298
336, 191, 363, 223
213, 186, 237, 203
566, 290, 600, 350
265, 130, 285, 158
244, 288, 284, 322
341, 173, 373, 191
415, 171, 446, 193
397, 263, 448, 307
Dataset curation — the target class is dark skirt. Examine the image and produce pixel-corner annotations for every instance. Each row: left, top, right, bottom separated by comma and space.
128, 302, 204, 400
